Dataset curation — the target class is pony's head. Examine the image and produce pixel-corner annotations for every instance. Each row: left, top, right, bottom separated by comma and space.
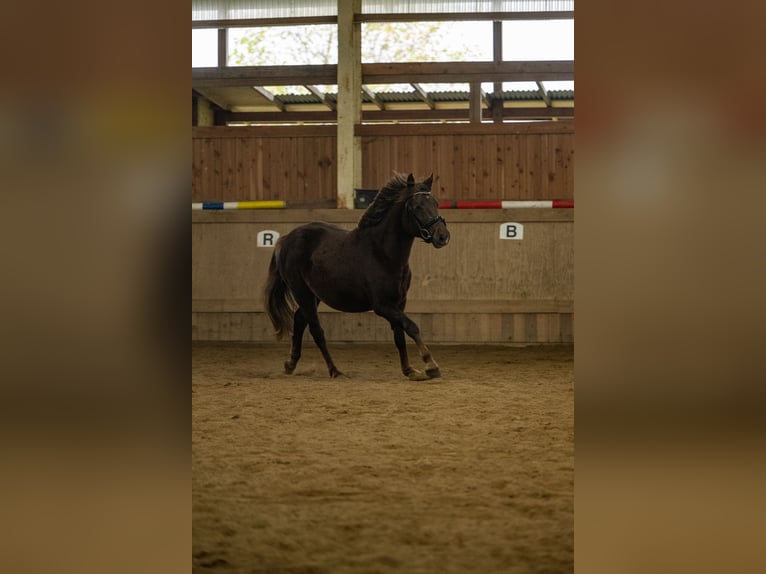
358, 172, 450, 248
401, 173, 450, 248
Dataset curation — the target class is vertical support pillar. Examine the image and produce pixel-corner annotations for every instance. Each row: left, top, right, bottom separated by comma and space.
217, 28, 227, 68
215, 29, 228, 126
194, 95, 215, 126
469, 82, 482, 124
337, 0, 362, 208
492, 21, 504, 123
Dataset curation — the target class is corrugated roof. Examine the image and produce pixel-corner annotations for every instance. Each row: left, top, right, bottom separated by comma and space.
550, 89, 574, 100
278, 88, 573, 105
501, 89, 573, 101
430, 91, 471, 102
378, 91, 418, 103
277, 93, 318, 104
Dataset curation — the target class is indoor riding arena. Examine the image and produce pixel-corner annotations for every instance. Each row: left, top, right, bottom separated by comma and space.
193, 2, 574, 572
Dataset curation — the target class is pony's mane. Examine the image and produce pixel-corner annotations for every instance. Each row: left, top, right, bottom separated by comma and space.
358, 173, 416, 229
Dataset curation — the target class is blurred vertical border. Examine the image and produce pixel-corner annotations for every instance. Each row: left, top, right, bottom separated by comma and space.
3, 0, 766, 572
576, 1, 766, 573
0, 1, 190, 573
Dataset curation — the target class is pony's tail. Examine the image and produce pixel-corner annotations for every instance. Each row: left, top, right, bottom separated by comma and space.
264, 248, 294, 340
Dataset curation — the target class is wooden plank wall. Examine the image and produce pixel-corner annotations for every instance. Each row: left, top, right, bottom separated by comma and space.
192, 126, 337, 205
192, 122, 574, 203
192, 209, 573, 344
359, 123, 574, 201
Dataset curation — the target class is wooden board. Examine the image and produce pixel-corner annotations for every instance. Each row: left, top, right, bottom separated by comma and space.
192, 211, 573, 343
192, 125, 573, 204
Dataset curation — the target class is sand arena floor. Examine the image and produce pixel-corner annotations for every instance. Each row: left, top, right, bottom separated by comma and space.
193, 342, 573, 573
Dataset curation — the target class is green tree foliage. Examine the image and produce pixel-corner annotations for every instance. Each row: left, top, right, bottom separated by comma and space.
228, 22, 485, 95
363, 22, 479, 63
229, 22, 482, 67
229, 25, 337, 68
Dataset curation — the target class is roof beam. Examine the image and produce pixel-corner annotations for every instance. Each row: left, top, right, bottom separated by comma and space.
536, 81, 552, 107
356, 121, 574, 137
193, 16, 337, 29
225, 106, 573, 124
191, 11, 573, 29
192, 61, 574, 89
252, 86, 285, 111
363, 61, 573, 84
194, 122, 574, 140
304, 85, 336, 110
194, 90, 230, 112
193, 64, 337, 87
361, 86, 385, 110
410, 83, 435, 110
355, 11, 574, 23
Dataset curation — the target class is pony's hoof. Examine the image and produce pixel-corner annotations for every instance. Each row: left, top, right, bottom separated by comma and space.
329, 369, 347, 378
426, 367, 442, 379
284, 361, 296, 374
406, 369, 429, 381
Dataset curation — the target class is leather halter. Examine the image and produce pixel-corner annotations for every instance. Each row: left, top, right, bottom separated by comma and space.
406, 191, 445, 242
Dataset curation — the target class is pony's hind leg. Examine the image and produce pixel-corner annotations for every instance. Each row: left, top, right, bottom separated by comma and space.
284, 309, 307, 374
307, 310, 344, 378
294, 294, 344, 378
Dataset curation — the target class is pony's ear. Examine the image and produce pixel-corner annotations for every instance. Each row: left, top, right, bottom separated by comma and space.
407, 173, 415, 185
424, 173, 434, 188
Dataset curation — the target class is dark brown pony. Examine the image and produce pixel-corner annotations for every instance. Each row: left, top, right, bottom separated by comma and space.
264, 173, 450, 380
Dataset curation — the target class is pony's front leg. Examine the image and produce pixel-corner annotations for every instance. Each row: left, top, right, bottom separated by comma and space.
379, 308, 440, 379
414, 330, 441, 379
389, 322, 429, 381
